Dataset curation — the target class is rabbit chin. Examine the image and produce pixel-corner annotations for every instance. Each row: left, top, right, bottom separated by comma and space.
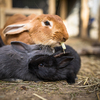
46, 40, 60, 48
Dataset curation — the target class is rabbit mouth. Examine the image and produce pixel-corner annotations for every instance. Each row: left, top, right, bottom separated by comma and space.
51, 43, 60, 48
45, 39, 60, 47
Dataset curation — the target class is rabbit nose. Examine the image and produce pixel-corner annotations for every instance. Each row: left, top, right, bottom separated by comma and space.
62, 37, 66, 42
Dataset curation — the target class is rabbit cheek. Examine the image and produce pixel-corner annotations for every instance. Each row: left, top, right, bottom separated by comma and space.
29, 27, 52, 45
37, 67, 56, 80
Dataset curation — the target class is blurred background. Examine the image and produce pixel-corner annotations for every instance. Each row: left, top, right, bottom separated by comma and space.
0, 0, 100, 43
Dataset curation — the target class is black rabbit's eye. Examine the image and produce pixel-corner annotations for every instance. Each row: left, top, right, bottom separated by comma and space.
38, 63, 44, 67
44, 21, 50, 26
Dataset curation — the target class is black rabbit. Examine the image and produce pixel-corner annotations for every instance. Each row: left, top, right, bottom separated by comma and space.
0, 42, 81, 84
0, 41, 54, 81
29, 45, 81, 84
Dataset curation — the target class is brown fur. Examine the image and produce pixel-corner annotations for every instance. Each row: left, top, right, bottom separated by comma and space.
0, 14, 69, 47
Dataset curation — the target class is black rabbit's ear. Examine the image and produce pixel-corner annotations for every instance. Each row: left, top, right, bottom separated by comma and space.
28, 55, 49, 65
28, 55, 42, 70
56, 56, 74, 69
11, 41, 31, 53
54, 52, 71, 58
58, 56, 74, 65
54, 52, 74, 66
31, 55, 46, 62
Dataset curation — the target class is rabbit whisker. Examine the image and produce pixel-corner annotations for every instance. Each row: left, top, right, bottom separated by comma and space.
45, 39, 58, 47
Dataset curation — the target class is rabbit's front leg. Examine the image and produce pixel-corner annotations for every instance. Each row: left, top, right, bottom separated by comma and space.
66, 70, 76, 84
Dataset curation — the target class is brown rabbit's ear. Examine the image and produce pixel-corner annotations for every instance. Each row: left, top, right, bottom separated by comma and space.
3, 21, 32, 35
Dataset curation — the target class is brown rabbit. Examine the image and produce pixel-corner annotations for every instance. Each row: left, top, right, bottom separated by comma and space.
0, 14, 69, 47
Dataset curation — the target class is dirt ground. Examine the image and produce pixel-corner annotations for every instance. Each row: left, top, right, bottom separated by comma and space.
0, 37, 100, 100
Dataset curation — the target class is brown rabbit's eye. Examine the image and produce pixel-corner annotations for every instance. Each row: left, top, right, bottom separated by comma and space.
44, 21, 50, 26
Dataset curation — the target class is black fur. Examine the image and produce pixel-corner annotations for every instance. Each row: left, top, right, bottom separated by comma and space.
0, 41, 53, 81
29, 45, 81, 84
0, 42, 81, 84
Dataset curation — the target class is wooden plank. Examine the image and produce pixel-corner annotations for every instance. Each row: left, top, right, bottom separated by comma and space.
5, 8, 43, 16
48, 0, 56, 15
80, 0, 89, 38
0, 8, 43, 28
60, 0, 67, 20
4, 0, 12, 8
0, 7, 5, 28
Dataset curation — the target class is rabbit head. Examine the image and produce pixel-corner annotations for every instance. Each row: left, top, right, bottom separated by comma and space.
2, 14, 69, 47
28, 52, 74, 81
28, 55, 57, 80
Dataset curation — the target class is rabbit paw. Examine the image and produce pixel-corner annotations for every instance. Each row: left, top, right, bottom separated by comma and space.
66, 71, 75, 84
